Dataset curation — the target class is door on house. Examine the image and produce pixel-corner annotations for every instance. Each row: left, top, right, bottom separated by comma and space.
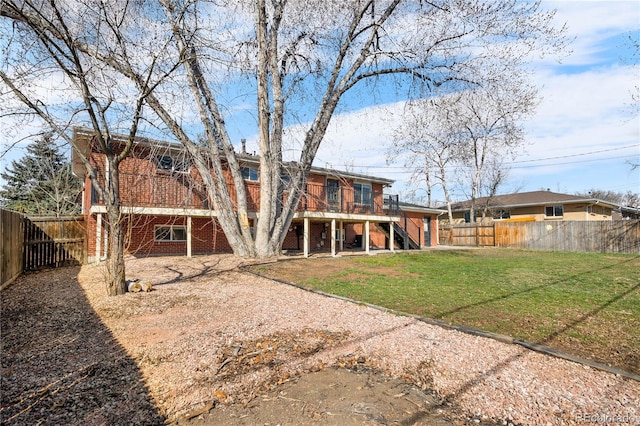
424, 216, 432, 247
327, 179, 340, 211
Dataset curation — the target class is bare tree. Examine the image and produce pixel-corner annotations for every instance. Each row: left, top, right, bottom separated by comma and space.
576, 189, 640, 209
622, 33, 640, 117
390, 77, 538, 223
152, 0, 566, 254
455, 84, 537, 222
389, 98, 460, 222
623, 33, 640, 170
1, 1, 173, 295
2, 0, 567, 259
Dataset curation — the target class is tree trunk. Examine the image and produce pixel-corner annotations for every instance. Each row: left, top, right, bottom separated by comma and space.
106, 211, 126, 296
104, 161, 127, 296
424, 155, 432, 207
438, 163, 454, 224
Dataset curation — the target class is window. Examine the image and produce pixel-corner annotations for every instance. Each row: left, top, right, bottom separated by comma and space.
492, 210, 511, 220
280, 173, 291, 187
335, 228, 345, 241
327, 178, 340, 205
464, 211, 478, 223
588, 206, 608, 215
241, 166, 259, 181
545, 205, 563, 218
156, 155, 189, 173
353, 182, 372, 205
154, 225, 187, 242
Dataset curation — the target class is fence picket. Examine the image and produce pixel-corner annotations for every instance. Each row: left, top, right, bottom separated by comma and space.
23, 215, 87, 271
440, 220, 640, 254
1, 210, 87, 287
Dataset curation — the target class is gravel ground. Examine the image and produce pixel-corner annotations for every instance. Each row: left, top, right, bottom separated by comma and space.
2, 254, 639, 425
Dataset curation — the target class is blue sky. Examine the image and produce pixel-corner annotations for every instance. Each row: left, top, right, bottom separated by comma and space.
293, 0, 640, 204
1, 1, 638, 205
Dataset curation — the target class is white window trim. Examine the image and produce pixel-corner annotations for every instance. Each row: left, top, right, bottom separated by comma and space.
241, 166, 259, 181
544, 205, 564, 218
154, 225, 187, 242
353, 182, 372, 205
492, 209, 511, 220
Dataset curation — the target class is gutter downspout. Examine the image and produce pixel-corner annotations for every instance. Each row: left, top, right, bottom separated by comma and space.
436, 211, 445, 246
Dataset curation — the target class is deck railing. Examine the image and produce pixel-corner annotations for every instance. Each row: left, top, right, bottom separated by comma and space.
91, 171, 210, 209
301, 182, 398, 216
92, 172, 399, 217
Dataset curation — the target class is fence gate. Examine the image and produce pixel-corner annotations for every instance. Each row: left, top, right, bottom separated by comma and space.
23, 216, 87, 271
440, 224, 495, 247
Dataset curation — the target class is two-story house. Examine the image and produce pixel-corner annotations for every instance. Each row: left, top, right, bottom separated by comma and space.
72, 128, 442, 262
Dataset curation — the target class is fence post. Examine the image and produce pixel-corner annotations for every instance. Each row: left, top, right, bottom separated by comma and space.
492, 223, 496, 246
1, 209, 26, 288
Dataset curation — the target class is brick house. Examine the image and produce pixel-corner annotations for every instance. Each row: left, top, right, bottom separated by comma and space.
72, 128, 442, 262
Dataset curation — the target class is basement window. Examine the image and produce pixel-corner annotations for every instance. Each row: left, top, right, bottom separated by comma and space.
545, 205, 564, 218
155, 225, 187, 242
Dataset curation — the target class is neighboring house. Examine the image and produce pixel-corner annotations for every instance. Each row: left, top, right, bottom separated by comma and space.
444, 190, 640, 224
72, 128, 441, 262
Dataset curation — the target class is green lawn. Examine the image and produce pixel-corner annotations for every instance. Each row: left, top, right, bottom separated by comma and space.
252, 249, 640, 374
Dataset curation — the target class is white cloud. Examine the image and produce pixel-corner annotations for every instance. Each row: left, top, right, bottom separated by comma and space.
526, 65, 639, 154
544, 0, 639, 65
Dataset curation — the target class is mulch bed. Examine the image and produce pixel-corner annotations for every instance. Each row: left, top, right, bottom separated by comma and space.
0, 267, 164, 425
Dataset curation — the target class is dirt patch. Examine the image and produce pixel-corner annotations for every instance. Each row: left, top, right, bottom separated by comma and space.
186, 367, 458, 425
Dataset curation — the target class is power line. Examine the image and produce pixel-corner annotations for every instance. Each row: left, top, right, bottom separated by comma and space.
511, 144, 639, 164
508, 154, 638, 170
322, 144, 640, 172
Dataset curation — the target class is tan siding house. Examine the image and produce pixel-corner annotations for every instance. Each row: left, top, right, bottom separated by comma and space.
445, 190, 639, 224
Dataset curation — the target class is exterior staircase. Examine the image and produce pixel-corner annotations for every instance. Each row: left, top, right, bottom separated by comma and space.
377, 214, 421, 250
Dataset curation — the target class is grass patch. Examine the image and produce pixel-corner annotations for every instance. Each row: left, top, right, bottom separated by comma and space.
253, 249, 640, 374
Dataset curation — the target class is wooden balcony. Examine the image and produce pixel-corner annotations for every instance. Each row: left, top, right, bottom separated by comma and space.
91, 172, 399, 217
91, 171, 209, 209
301, 182, 398, 216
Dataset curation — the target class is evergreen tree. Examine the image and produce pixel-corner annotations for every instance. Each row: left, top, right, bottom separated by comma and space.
0, 134, 81, 216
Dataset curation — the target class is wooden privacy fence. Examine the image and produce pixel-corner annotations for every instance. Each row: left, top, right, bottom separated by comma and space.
439, 224, 495, 247
1, 209, 24, 287
23, 215, 87, 271
440, 220, 640, 254
494, 220, 640, 254
1, 210, 87, 287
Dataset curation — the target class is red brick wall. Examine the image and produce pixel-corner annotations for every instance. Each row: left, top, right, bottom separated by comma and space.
86, 214, 232, 258
403, 211, 424, 247
398, 212, 441, 247
427, 214, 439, 247
282, 221, 379, 252
86, 213, 98, 257
282, 222, 303, 251
346, 223, 387, 249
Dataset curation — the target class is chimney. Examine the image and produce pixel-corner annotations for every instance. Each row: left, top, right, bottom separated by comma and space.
241, 139, 247, 155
